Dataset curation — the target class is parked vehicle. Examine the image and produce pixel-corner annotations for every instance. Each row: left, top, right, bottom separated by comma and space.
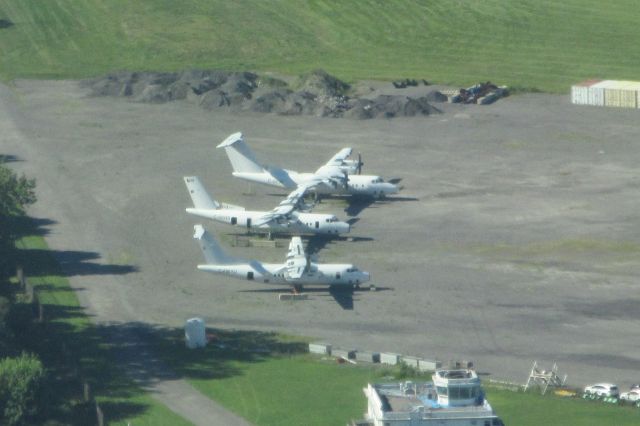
583, 383, 620, 397
620, 389, 640, 402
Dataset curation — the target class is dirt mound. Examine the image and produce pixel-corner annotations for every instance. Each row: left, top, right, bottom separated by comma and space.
345, 95, 439, 119
294, 69, 350, 98
425, 90, 448, 103
84, 69, 437, 119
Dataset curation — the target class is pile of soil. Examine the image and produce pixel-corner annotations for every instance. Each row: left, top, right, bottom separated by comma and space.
83, 69, 438, 119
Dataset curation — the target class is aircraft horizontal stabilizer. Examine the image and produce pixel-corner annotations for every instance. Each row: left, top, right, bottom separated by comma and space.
216, 132, 244, 148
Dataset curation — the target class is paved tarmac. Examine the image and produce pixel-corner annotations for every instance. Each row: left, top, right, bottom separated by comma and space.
3, 78, 640, 411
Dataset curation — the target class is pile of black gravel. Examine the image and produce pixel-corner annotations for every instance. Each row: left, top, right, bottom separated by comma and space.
83, 69, 439, 119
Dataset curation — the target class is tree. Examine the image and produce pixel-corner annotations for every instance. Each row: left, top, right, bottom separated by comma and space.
0, 352, 45, 425
0, 162, 36, 277
0, 163, 36, 217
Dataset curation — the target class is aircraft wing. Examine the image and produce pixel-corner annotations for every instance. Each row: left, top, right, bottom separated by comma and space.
315, 147, 353, 173
253, 184, 313, 226
310, 148, 353, 189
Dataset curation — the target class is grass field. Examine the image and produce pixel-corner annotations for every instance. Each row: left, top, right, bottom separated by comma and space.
147, 327, 640, 426
13, 230, 192, 426
1, 1, 640, 91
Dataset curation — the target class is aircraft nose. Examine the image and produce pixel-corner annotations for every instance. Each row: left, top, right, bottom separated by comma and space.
362, 271, 371, 282
387, 183, 399, 194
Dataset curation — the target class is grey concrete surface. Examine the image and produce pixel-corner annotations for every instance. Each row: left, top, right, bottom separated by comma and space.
2, 79, 640, 407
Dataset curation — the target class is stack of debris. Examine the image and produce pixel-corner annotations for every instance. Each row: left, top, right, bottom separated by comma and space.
448, 81, 508, 105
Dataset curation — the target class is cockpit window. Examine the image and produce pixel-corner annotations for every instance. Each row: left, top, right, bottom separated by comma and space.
372, 177, 383, 184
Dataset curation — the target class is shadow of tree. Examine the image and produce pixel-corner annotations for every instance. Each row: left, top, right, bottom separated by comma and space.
0, 153, 21, 162
15, 248, 138, 277
10, 216, 138, 277
0, 19, 13, 29
14, 297, 309, 424
6, 216, 55, 238
10, 214, 310, 424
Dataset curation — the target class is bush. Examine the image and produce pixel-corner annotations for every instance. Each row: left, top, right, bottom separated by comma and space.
0, 353, 45, 425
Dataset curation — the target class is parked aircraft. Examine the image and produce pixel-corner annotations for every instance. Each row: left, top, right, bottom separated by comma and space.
184, 176, 350, 237
193, 225, 370, 294
216, 132, 399, 198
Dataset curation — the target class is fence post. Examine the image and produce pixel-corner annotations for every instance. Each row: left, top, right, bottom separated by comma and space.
17, 265, 25, 289
25, 279, 34, 303
95, 401, 104, 426
84, 381, 91, 402
38, 300, 44, 323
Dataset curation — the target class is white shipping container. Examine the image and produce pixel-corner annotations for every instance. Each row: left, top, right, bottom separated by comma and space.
592, 80, 640, 109
401, 356, 420, 369
418, 359, 443, 371
571, 80, 601, 106
355, 351, 380, 363
308, 342, 331, 355
380, 352, 401, 365
587, 87, 605, 106
571, 85, 589, 105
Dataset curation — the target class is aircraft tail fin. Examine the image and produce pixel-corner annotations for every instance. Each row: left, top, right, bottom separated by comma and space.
193, 225, 240, 265
216, 132, 265, 173
184, 177, 220, 210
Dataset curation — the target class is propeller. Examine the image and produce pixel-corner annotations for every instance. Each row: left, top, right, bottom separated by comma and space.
356, 152, 364, 174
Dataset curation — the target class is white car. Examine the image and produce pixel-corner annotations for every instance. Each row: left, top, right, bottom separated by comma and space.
620, 389, 640, 402
584, 383, 620, 397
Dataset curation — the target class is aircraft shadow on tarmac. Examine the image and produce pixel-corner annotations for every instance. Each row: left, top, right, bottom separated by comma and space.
305, 233, 373, 255
343, 194, 419, 217
240, 285, 393, 310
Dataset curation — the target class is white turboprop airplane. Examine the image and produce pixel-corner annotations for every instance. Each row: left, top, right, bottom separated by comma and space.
216, 132, 400, 198
184, 176, 350, 237
193, 224, 370, 293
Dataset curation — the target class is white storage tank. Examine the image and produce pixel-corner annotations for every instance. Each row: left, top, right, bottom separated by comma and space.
184, 317, 207, 349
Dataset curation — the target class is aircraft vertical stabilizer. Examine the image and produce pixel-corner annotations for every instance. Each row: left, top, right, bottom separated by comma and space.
184, 177, 220, 210
193, 225, 240, 265
216, 132, 265, 173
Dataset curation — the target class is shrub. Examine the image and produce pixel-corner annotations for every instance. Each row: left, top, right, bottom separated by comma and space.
0, 353, 45, 425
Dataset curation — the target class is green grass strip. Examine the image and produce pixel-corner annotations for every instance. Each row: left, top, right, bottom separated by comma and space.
2, 0, 640, 92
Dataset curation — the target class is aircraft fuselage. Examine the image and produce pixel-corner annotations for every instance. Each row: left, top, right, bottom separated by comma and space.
186, 207, 349, 235
197, 262, 370, 287
232, 170, 398, 198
